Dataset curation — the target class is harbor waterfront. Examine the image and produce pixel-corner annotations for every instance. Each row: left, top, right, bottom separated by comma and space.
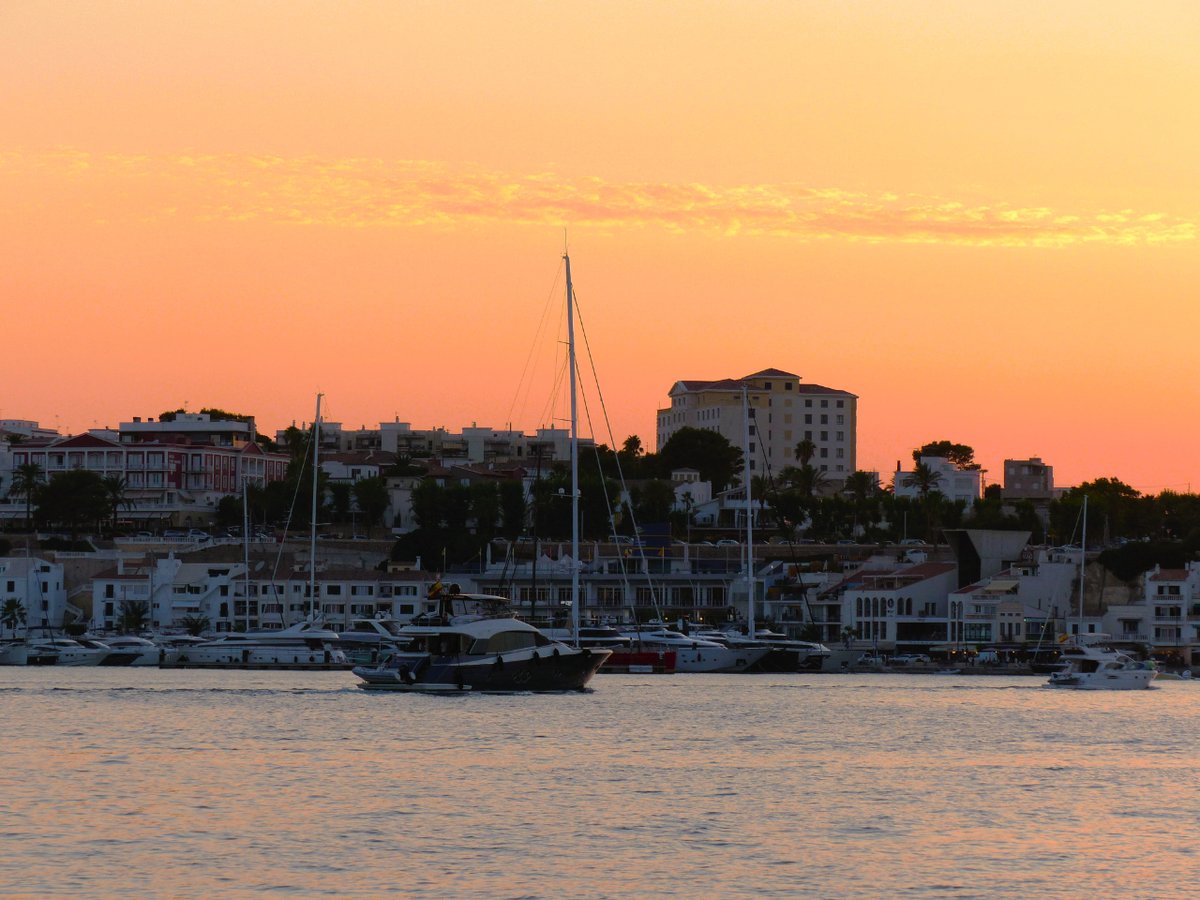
3, 669, 1199, 898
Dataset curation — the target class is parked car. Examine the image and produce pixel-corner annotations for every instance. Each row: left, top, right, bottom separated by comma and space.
716, 539, 740, 547
163, 529, 186, 540
891, 654, 931, 666
186, 529, 211, 541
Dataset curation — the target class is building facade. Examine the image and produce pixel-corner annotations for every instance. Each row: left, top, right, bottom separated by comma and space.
1002, 457, 1055, 501
892, 456, 982, 507
656, 368, 858, 483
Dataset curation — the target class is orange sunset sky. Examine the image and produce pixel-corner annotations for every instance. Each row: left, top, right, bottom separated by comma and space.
2, 1, 1198, 492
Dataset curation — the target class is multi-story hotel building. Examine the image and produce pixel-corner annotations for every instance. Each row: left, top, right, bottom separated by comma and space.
656, 368, 858, 482
5, 413, 289, 527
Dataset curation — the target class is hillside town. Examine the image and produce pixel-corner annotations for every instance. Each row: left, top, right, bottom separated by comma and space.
1, 368, 1198, 668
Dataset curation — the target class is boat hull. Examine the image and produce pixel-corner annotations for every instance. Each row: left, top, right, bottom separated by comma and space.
599, 650, 676, 674
355, 647, 611, 693
1047, 670, 1155, 690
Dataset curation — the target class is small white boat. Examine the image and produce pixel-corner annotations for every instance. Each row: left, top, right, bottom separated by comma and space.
1046, 636, 1155, 691
1046, 498, 1153, 691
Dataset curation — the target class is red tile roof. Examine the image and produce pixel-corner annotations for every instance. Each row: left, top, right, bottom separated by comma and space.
1150, 569, 1190, 582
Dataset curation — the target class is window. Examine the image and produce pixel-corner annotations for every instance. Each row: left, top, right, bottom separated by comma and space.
805, 430, 812, 440
805, 400, 812, 408
837, 415, 844, 425
820, 431, 828, 441
836, 431, 844, 441
837, 400, 844, 408
820, 414, 828, 425
820, 448, 828, 458
820, 399, 828, 408
804, 414, 812, 424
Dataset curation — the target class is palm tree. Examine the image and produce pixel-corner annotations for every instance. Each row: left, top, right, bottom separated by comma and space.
794, 439, 816, 467
782, 464, 829, 500
842, 470, 880, 537
11, 462, 44, 530
179, 613, 211, 637
902, 462, 943, 499
101, 475, 131, 533
118, 599, 150, 634
1, 598, 26, 638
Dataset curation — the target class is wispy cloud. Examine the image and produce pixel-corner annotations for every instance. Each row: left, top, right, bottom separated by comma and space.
3, 149, 1194, 247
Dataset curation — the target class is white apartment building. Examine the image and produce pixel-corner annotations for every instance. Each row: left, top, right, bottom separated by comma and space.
0, 557, 72, 634
92, 553, 436, 632
1101, 563, 1200, 664
947, 557, 1076, 649
836, 562, 959, 650
656, 368, 858, 483
892, 456, 982, 508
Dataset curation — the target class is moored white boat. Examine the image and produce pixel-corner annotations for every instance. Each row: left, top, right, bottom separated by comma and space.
0, 641, 58, 665
170, 620, 349, 668
27, 637, 111, 666
619, 625, 768, 673
97, 635, 176, 666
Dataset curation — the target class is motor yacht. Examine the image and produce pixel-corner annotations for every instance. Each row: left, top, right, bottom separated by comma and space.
95, 635, 175, 666
619, 625, 769, 673
353, 592, 610, 692
542, 624, 676, 674
1045, 636, 1156, 691
0, 641, 58, 665
26, 637, 111, 666
77, 637, 143, 666
171, 620, 350, 668
734, 627, 832, 672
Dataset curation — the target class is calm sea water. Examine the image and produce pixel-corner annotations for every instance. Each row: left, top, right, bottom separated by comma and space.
1, 668, 1198, 898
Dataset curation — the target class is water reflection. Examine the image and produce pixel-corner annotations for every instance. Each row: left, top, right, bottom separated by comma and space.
1, 670, 1198, 897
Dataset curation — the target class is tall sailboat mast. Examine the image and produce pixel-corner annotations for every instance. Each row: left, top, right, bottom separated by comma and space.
310, 393, 322, 621
242, 473, 250, 630
565, 253, 580, 646
742, 386, 755, 639
1076, 494, 1088, 630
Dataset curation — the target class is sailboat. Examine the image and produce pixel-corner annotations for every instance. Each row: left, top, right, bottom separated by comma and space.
170, 395, 350, 670
1046, 495, 1154, 690
351, 255, 610, 691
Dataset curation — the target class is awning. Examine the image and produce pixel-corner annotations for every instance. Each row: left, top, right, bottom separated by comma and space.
983, 580, 1019, 592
